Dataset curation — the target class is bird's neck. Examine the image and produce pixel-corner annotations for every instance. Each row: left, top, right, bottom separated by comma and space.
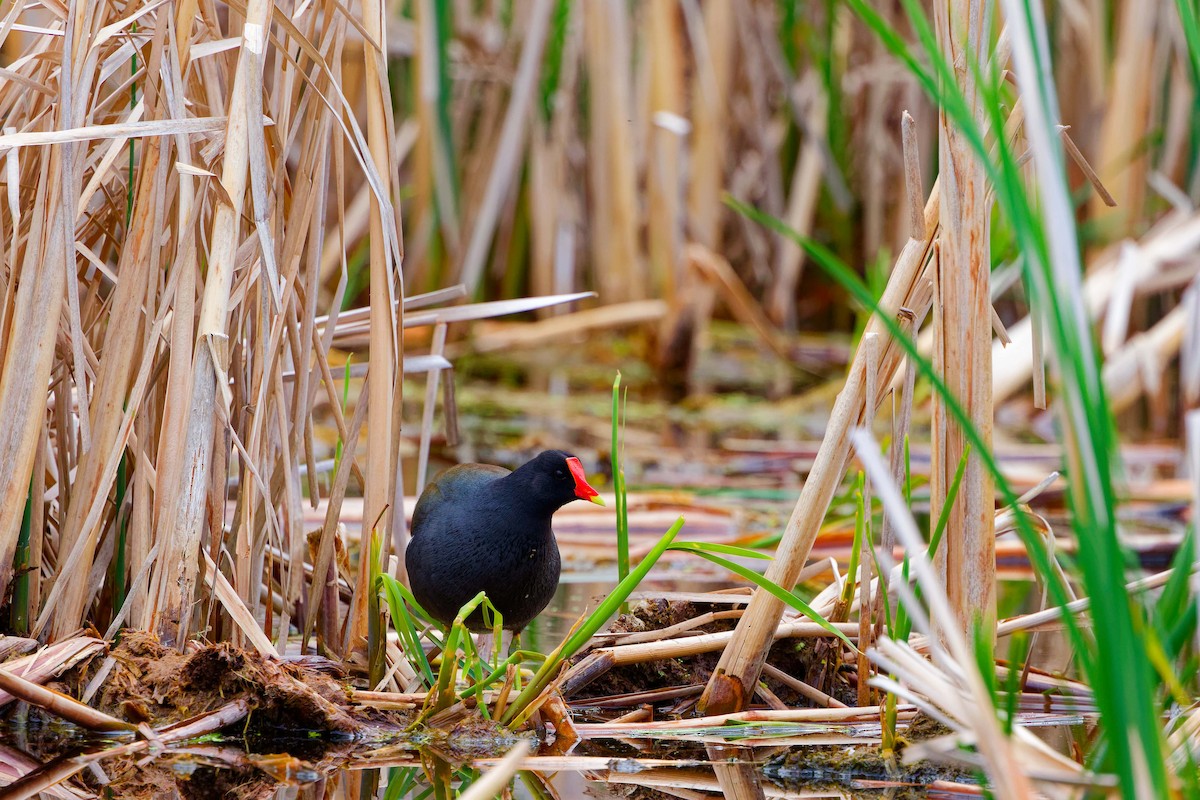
490, 471, 562, 521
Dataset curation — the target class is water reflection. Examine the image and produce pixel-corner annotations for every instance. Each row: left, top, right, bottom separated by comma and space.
0, 728, 984, 799
0, 569, 986, 799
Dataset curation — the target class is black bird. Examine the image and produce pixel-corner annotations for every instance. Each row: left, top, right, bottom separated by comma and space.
405, 450, 605, 632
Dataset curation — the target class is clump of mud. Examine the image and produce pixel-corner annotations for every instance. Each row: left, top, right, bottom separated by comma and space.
83, 631, 370, 735
570, 599, 853, 709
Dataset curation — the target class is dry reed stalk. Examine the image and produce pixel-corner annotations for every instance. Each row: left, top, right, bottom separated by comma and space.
52, 122, 158, 639
1101, 304, 1189, 414
761, 663, 847, 709
707, 744, 765, 800
153, 0, 277, 646
529, 6, 581, 306
1191, 279, 1200, 406
304, 381, 369, 652
853, 430, 1038, 799
931, 0, 995, 642
677, 0, 734, 394
686, 244, 792, 363
469, 300, 667, 353
350, 0, 403, 659
902, 110, 926, 239
0, 0, 412, 657
698, 181, 942, 716
857, 333, 880, 706
456, 741, 531, 800
584, 0, 641, 304
0, 637, 105, 709
414, 322, 447, 491
601, 620, 859, 667
1088, 0, 1158, 236
609, 609, 743, 646
0, 77, 71, 605
646, 0, 685, 303
879, 305, 920, 630
202, 548, 278, 658
412, 0, 458, 279
575, 703, 909, 737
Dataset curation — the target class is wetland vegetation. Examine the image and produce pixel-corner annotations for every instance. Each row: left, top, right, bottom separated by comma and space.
0, 0, 1198, 798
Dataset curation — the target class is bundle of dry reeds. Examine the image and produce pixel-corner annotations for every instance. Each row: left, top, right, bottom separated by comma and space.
0, 0, 403, 658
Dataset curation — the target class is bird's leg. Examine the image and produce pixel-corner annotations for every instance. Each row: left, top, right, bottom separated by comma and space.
475, 629, 515, 666
477, 630, 515, 666
475, 631, 496, 665
502, 629, 515, 659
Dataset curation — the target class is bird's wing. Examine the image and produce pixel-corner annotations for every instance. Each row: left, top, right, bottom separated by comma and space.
410, 463, 509, 535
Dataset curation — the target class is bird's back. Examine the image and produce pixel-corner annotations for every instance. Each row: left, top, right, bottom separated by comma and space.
410, 463, 509, 536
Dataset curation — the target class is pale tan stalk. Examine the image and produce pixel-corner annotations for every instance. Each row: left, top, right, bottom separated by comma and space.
857, 332, 880, 706
902, 110, 926, 239
143, 27, 202, 630
708, 744, 765, 800
993, 211, 1200, 403
604, 620, 858, 667
347, 0, 400, 656
698, 182, 941, 715
931, 0, 994, 642
1088, 0, 1157, 235
415, 323, 447, 491
305, 381, 370, 650
51, 132, 160, 639
679, 0, 733, 393
767, 84, 826, 328
0, 666, 134, 732
154, 0, 275, 645
0, 135, 68, 602
457, 742, 531, 800
646, 0, 684, 303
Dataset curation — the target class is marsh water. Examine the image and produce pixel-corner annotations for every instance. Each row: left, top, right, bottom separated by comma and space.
1, 353, 1163, 799
0, 563, 1081, 800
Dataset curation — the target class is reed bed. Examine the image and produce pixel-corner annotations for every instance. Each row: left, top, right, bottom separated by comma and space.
0, 0, 1199, 797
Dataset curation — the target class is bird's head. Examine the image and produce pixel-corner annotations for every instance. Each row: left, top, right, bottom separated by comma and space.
523, 450, 605, 511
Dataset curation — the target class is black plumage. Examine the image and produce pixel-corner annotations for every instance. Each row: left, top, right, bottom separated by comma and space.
405, 450, 603, 631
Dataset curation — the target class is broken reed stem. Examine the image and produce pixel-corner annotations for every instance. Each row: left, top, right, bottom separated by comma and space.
901, 110, 926, 240
698, 181, 941, 714
931, 0, 995, 644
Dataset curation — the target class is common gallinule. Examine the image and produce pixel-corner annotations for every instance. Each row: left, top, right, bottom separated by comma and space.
405, 450, 605, 632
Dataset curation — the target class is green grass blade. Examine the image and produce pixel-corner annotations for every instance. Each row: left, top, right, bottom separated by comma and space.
9, 481, 33, 635
830, 1, 1171, 789
672, 541, 772, 560
611, 373, 629, 593
379, 574, 436, 687
842, 471, 865, 607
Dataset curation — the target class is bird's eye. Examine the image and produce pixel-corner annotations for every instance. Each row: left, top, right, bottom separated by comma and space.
556, 469, 565, 478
